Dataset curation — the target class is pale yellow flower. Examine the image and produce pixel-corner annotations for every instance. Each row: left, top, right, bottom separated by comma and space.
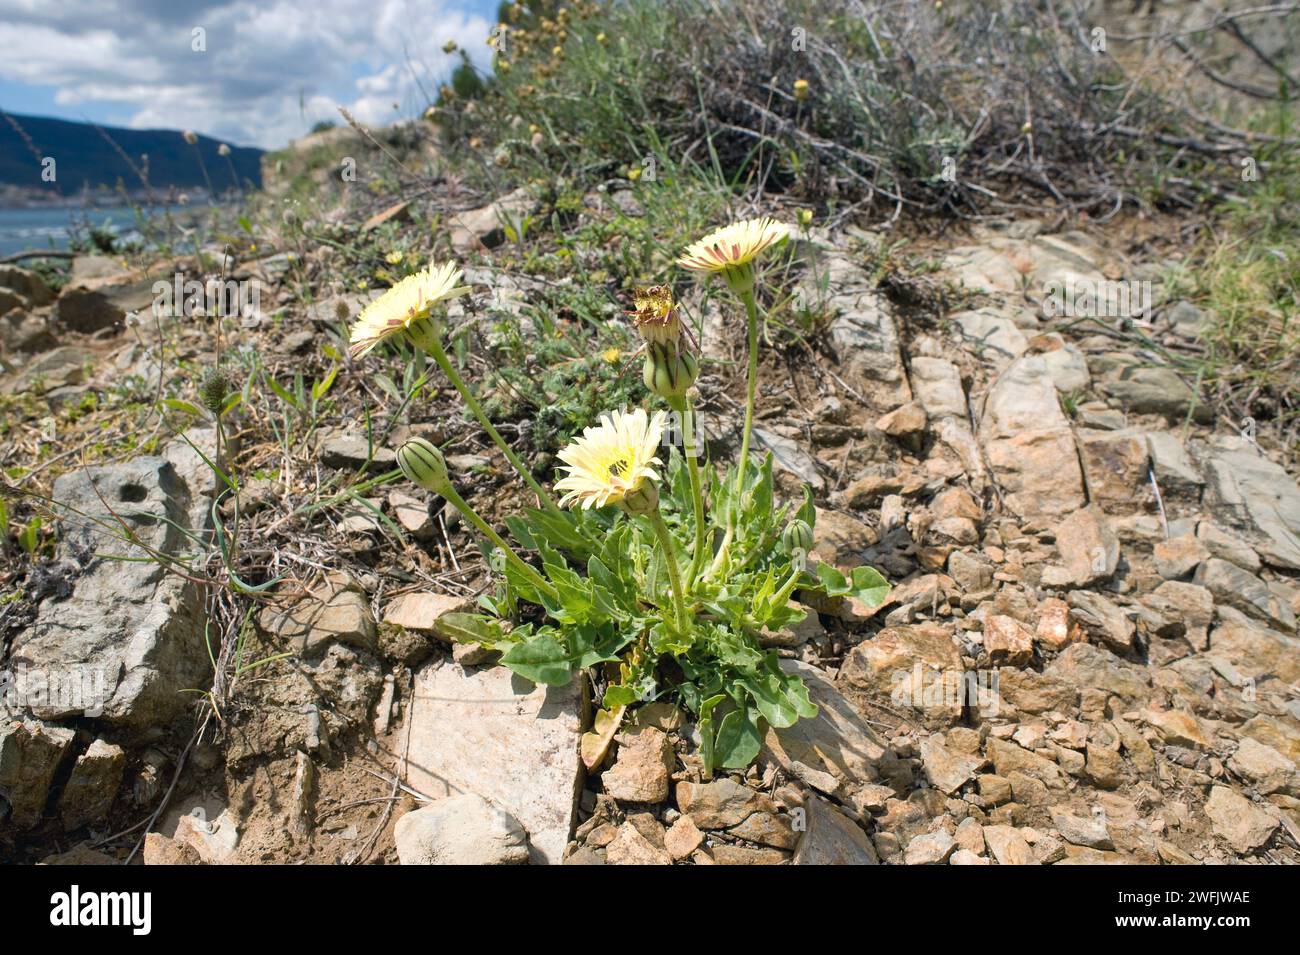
555, 408, 666, 511
676, 217, 789, 293
348, 260, 470, 358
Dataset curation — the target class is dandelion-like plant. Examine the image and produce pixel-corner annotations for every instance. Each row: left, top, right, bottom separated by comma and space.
350, 224, 887, 775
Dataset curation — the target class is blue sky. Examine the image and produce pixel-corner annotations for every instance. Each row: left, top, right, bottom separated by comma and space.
0, 0, 499, 149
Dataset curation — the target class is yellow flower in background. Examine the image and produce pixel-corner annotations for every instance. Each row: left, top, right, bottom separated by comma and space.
602, 347, 622, 364
348, 260, 470, 358
677, 217, 790, 293
793, 79, 809, 101
555, 408, 666, 511
385, 250, 404, 265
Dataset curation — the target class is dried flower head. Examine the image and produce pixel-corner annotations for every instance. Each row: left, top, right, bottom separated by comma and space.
629, 284, 681, 347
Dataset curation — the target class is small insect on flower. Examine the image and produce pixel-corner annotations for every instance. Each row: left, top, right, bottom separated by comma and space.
677, 217, 790, 294
555, 408, 666, 513
348, 260, 471, 358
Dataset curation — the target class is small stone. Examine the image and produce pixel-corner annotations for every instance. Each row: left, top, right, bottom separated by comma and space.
729, 811, 798, 849
389, 490, 435, 541
1143, 708, 1213, 749
983, 614, 1034, 666
1042, 507, 1119, 588
59, 739, 125, 830
948, 550, 994, 592
1085, 744, 1125, 790
905, 830, 956, 865
1076, 429, 1150, 513
1204, 786, 1278, 853
919, 735, 983, 794
317, 432, 396, 472
955, 817, 985, 854
1051, 808, 1113, 849
142, 833, 203, 865
983, 825, 1037, 865
676, 779, 765, 829
1195, 559, 1295, 632
382, 591, 472, 637
602, 725, 674, 803
877, 402, 927, 440
259, 579, 376, 657
604, 821, 673, 865
978, 774, 1013, 804
395, 793, 530, 865
791, 796, 878, 865
1034, 596, 1078, 651
986, 738, 1067, 790
0, 719, 75, 828
1067, 591, 1137, 655
950, 848, 990, 865
664, 816, 705, 860
708, 844, 789, 865
1228, 738, 1296, 795
1154, 534, 1210, 580
1197, 523, 1261, 574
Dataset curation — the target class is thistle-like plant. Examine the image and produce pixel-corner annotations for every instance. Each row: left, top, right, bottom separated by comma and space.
351, 232, 889, 775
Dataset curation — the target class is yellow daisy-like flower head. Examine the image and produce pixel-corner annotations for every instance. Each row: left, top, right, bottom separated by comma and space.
348, 260, 470, 358
554, 408, 666, 514
629, 284, 681, 347
677, 217, 790, 294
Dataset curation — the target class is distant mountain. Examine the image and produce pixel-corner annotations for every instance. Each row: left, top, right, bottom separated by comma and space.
0, 111, 262, 197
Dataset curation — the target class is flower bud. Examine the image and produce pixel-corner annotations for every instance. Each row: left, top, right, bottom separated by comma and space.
397, 438, 450, 494
782, 519, 813, 554
619, 479, 659, 516
642, 344, 698, 401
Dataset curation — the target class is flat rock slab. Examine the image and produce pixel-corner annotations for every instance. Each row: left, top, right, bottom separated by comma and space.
403, 658, 583, 865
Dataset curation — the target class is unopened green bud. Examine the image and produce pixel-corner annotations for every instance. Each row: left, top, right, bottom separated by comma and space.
782, 518, 813, 554
199, 368, 234, 416
642, 344, 698, 401
397, 438, 450, 493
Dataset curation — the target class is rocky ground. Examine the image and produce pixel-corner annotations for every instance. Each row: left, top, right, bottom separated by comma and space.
1, 185, 1298, 865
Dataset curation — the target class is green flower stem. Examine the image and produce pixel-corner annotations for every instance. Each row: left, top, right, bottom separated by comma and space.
733, 288, 761, 514
768, 562, 805, 613
673, 396, 708, 591
439, 483, 557, 602
647, 510, 690, 637
703, 288, 760, 584
424, 335, 562, 515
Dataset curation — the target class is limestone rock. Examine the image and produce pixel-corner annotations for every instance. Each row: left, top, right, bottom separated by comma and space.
905, 830, 956, 865
0, 718, 75, 828
402, 657, 583, 864
791, 796, 878, 865
449, 188, 537, 252
1204, 786, 1278, 853
602, 725, 674, 803
765, 659, 898, 797
983, 614, 1034, 666
840, 623, 965, 725
259, 577, 377, 657
395, 793, 530, 865
919, 735, 983, 794
983, 824, 1037, 865
1042, 506, 1118, 588
58, 739, 125, 830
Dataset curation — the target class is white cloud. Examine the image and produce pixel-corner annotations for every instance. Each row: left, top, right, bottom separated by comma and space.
0, 0, 492, 148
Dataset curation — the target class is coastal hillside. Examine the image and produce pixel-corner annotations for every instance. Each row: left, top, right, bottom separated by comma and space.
0, 112, 262, 197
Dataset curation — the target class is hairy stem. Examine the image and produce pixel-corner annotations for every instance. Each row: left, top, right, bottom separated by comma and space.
678, 397, 708, 590
647, 510, 690, 637
440, 484, 556, 601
